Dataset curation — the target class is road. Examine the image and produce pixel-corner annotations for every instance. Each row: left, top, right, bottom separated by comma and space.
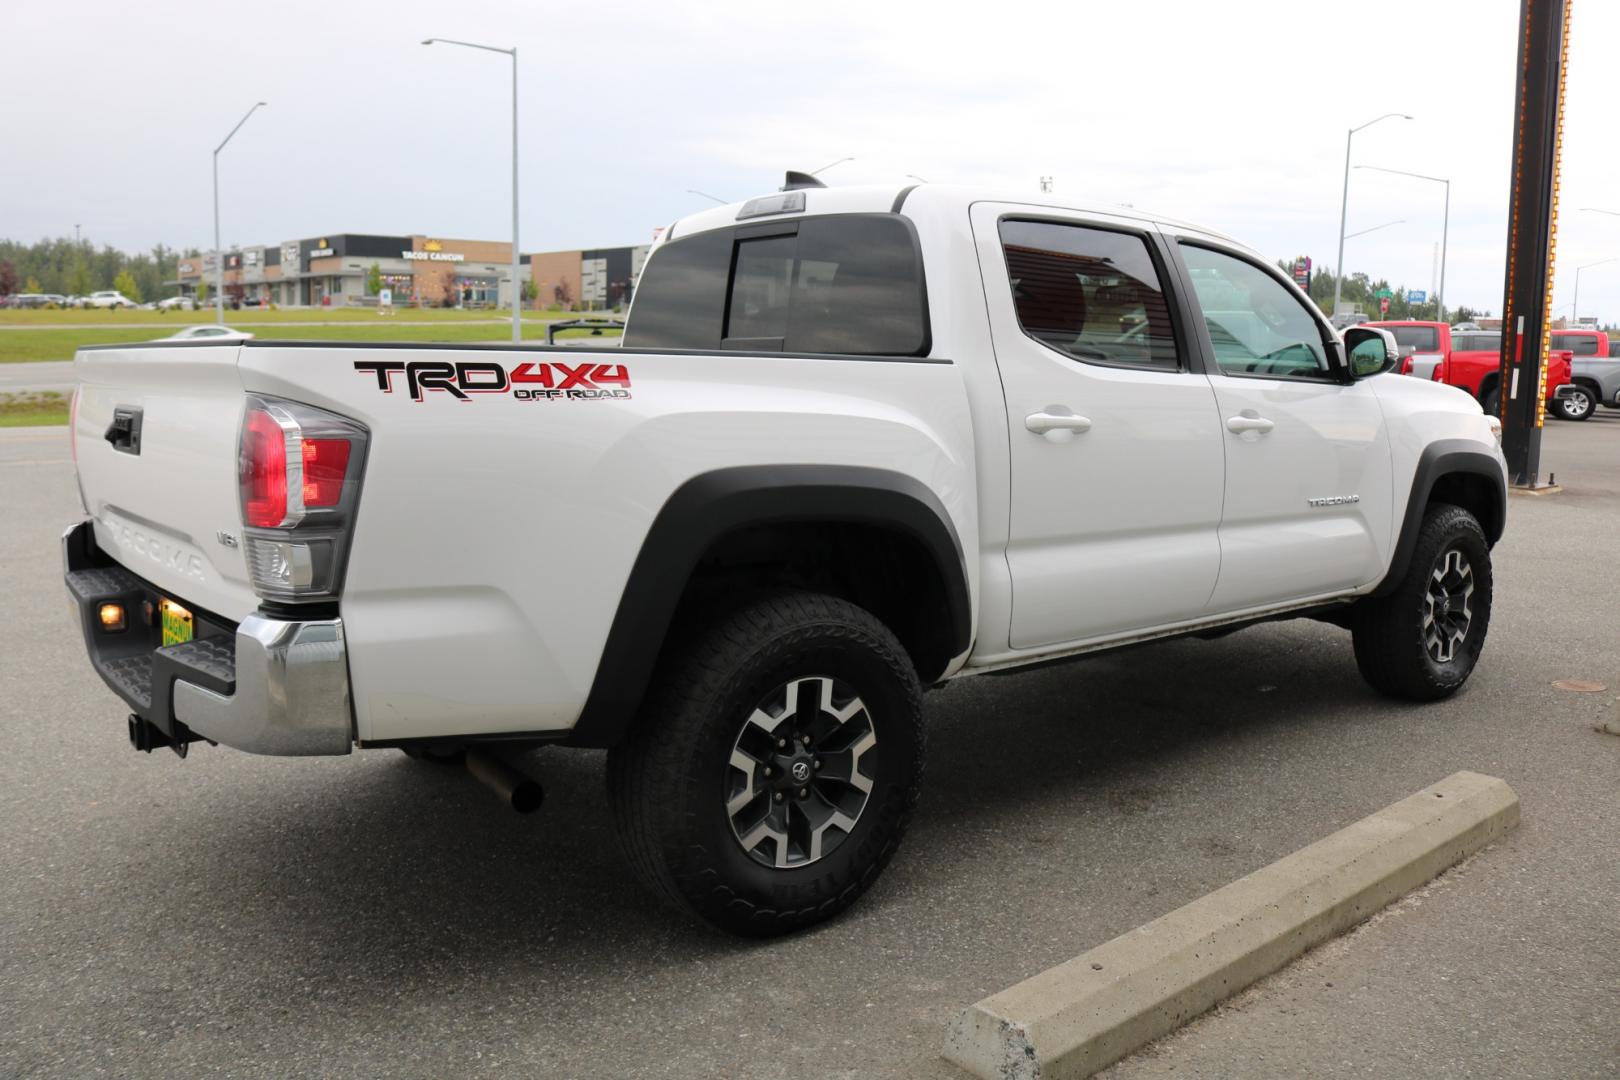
1, 417, 1616, 1079
0, 361, 73, 394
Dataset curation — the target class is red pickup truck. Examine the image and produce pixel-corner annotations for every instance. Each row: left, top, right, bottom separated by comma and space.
1367, 321, 1577, 418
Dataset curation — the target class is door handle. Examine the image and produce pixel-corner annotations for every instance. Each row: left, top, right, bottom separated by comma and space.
1225, 413, 1275, 435
1025, 409, 1093, 442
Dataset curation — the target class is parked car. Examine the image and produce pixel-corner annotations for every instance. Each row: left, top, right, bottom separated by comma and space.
8, 293, 52, 309
159, 325, 254, 342
1366, 320, 1578, 415
65, 181, 1507, 935
85, 291, 138, 309
155, 296, 199, 312
1547, 329, 1617, 420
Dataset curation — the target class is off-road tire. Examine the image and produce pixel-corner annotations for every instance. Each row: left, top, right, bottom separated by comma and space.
1552, 384, 1596, 421
1352, 503, 1492, 702
607, 590, 923, 937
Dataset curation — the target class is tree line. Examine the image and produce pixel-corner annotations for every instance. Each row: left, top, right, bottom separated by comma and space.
1276, 257, 1482, 323
0, 236, 198, 303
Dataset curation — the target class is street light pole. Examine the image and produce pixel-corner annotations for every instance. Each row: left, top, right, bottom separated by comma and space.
1572, 258, 1617, 324
1334, 113, 1412, 321
1355, 165, 1450, 321
423, 38, 521, 344
214, 101, 267, 325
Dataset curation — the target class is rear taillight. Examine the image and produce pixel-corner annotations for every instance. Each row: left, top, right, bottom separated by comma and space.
242, 407, 290, 527
237, 396, 368, 602
301, 438, 351, 508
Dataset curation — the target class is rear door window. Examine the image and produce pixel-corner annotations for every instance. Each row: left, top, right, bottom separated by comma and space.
624, 214, 929, 356
998, 220, 1181, 371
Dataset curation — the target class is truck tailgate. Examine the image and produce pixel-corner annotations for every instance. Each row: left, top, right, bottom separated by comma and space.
72, 344, 259, 621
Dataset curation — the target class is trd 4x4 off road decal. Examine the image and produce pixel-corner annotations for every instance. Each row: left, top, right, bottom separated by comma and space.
353, 360, 632, 402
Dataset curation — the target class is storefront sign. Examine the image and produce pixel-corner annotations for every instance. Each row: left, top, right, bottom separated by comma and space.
310, 237, 335, 258
403, 238, 465, 262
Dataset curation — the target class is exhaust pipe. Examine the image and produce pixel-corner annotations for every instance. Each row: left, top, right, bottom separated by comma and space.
465, 748, 544, 814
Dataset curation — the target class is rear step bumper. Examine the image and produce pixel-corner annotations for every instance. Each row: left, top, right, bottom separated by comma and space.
63, 520, 354, 756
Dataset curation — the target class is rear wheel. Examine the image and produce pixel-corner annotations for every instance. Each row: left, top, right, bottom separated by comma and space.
1352, 503, 1492, 702
1552, 384, 1596, 421
1481, 387, 1500, 417
607, 591, 923, 936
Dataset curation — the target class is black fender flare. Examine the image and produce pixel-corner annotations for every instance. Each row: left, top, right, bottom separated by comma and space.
1371, 439, 1507, 597
565, 465, 971, 748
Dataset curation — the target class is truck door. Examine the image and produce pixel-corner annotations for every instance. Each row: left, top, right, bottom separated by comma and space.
971, 204, 1226, 650
1166, 238, 1394, 612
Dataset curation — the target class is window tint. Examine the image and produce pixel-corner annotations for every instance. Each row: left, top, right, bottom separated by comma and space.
1389, 325, 1439, 354
1552, 332, 1599, 356
1179, 244, 1330, 379
1455, 333, 1499, 353
780, 216, 927, 355
999, 220, 1179, 371
621, 228, 731, 350
622, 214, 928, 356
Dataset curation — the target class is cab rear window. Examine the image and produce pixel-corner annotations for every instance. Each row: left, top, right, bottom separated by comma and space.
1551, 333, 1600, 356
624, 214, 929, 356
1389, 326, 1439, 354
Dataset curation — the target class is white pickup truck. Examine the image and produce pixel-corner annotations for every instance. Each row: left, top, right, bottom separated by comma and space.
64, 180, 1508, 935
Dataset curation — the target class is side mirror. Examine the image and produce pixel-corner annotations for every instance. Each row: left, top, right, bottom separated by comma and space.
1343, 326, 1400, 379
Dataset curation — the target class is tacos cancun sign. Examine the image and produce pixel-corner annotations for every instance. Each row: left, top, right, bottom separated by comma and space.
402, 240, 465, 263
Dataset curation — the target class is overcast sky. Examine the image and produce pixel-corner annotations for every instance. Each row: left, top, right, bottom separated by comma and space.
5, 0, 1618, 318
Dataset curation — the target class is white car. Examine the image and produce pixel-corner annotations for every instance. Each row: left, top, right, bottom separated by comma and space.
156, 296, 198, 312
159, 325, 254, 342
85, 291, 138, 309
64, 180, 1507, 935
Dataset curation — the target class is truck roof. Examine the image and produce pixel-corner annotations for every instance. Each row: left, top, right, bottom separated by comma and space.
664, 182, 1246, 252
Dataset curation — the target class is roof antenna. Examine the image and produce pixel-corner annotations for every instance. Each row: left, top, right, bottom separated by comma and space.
782, 171, 827, 192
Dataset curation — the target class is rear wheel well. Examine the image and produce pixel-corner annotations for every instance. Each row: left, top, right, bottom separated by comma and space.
1476, 371, 1499, 402
675, 521, 959, 682
1428, 472, 1502, 545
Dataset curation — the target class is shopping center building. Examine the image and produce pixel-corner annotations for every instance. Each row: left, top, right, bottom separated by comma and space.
176, 233, 651, 310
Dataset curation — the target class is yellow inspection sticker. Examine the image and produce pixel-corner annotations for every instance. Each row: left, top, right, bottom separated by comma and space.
159, 599, 194, 647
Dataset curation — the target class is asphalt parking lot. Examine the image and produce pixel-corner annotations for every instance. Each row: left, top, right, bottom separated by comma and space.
2, 415, 1617, 1080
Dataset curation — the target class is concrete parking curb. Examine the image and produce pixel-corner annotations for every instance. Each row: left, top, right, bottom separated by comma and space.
942, 771, 1520, 1080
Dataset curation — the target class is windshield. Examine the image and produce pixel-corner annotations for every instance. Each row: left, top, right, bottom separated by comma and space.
1388, 326, 1439, 355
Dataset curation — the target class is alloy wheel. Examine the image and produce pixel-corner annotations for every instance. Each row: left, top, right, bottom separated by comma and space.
1424, 549, 1475, 663
725, 675, 878, 869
